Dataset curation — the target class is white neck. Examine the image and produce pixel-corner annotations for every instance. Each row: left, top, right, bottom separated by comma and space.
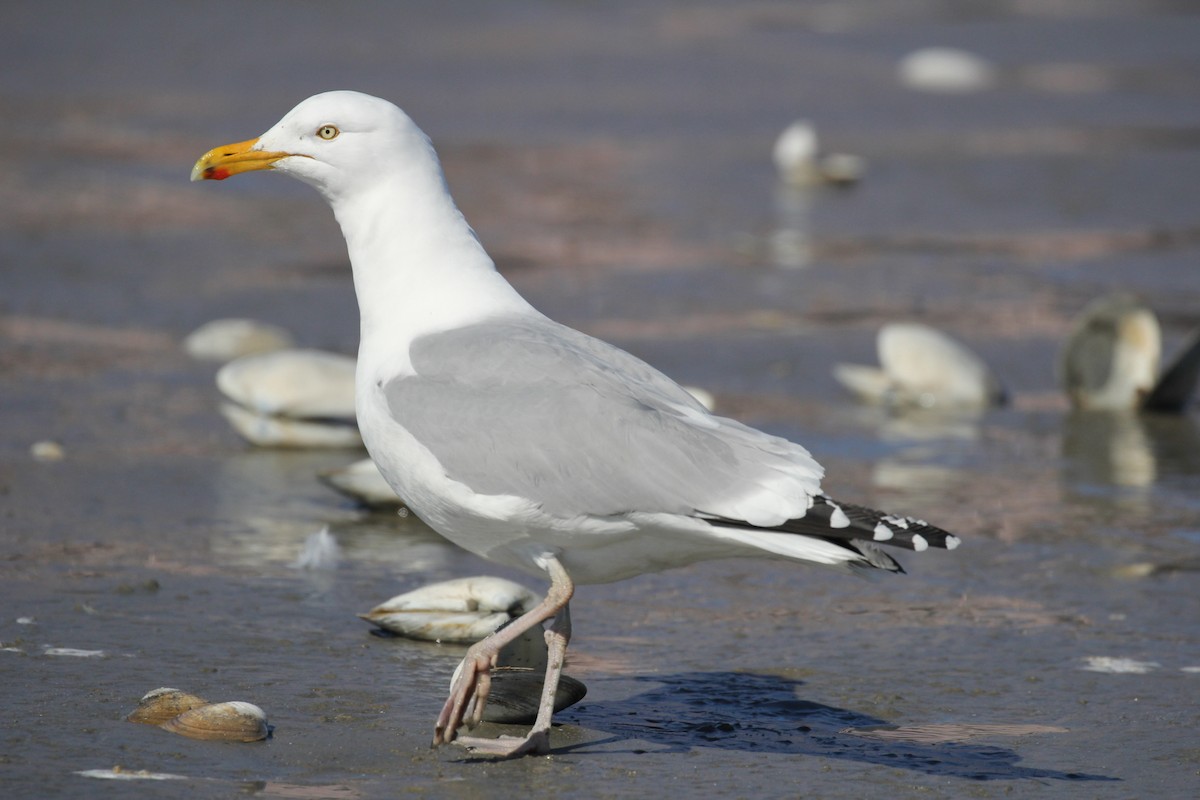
327, 158, 536, 370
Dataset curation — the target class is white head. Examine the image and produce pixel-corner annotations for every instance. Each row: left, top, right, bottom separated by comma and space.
191, 91, 441, 204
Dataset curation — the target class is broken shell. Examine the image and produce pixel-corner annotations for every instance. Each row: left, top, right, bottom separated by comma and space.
125, 688, 210, 725
159, 701, 269, 742
481, 668, 588, 725
360, 576, 540, 643
184, 318, 295, 362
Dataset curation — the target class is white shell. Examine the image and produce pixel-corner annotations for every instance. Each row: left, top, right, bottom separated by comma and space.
184, 318, 294, 362
834, 323, 1005, 408
159, 701, 269, 742
1060, 295, 1161, 410
125, 688, 209, 725
479, 669, 588, 724
772, 120, 865, 187
898, 47, 997, 93
217, 349, 356, 418
360, 576, 540, 643
319, 458, 404, 507
219, 402, 363, 448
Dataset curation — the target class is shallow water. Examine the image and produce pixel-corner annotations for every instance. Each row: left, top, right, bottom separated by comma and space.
2, 2, 1199, 797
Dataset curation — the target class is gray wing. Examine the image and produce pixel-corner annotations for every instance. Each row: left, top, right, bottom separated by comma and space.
384, 317, 823, 521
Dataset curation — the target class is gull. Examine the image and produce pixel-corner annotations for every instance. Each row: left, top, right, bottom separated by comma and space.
192, 91, 961, 758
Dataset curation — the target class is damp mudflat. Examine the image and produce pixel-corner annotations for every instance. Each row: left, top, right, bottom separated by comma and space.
2, 2, 1199, 798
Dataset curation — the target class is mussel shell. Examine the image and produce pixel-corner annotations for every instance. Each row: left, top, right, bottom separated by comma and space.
481, 668, 587, 725
159, 701, 269, 742
125, 688, 210, 725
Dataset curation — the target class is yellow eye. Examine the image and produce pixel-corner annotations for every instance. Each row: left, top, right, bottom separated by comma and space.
317, 125, 340, 140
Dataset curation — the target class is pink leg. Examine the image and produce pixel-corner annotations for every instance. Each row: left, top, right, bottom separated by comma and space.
433, 555, 574, 757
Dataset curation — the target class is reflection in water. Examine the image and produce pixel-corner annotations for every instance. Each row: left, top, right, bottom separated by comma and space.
1061, 410, 1200, 514
208, 449, 458, 573
769, 184, 815, 269
840, 405, 983, 510
1062, 410, 1156, 492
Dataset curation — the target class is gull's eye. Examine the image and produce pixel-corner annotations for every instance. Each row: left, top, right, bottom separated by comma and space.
316, 125, 340, 140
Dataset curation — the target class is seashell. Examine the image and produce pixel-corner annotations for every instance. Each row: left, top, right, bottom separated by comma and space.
898, 47, 997, 93
159, 701, 269, 742
184, 318, 294, 362
1060, 294, 1164, 411
218, 402, 362, 448
126, 688, 210, 725
30, 440, 65, 462
319, 458, 405, 508
772, 120, 865, 188
480, 668, 588, 725
682, 385, 715, 412
834, 322, 1006, 409
215, 349, 361, 448
360, 576, 540, 643
217, 349, 356, 419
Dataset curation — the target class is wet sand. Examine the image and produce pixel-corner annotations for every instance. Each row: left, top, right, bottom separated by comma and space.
2, 2, 1199, 797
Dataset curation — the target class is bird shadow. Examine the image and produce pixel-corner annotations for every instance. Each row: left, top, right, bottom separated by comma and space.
551, 671, 1115, 783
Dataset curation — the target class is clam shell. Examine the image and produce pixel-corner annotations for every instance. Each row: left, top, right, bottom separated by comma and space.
159, 701, 269, 742
834, 323, 1005, 409
216, 349, 356, 418
219, 403, 362, 448
184, 318, 294, 362
1060, 294, 1161, 410
481, 668, 587, 725
360, 576, 540, 643
125, 688, 210, 725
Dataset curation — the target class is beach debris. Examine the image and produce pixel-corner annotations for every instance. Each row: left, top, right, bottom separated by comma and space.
43, 647, 105, 658
1060, 294, 1199, 412
30, 440, 65, 462
184, 318, 294, 362
1081, 656, 1160, 674
216, 348, 361, 447
159, 701, 270, 742
834, 322, 1007, 409
125, 688, 210, 725
898, 47, 997, 93
479, 668, 588, 725
360, 576, 540, 643
772, 120, 865, 188
75, 767, 187, 781
126, 688, 270, 742
319, 458, 405, 508
290, 526, 341, 571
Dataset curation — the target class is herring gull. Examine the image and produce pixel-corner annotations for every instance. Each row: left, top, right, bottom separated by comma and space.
192, 91, 961, 758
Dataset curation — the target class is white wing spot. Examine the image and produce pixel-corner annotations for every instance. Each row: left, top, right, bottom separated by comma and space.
911, 533, 929, 551
873, 523, 894, 541
945, 535, 961, 550
830, 506, 850, 528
